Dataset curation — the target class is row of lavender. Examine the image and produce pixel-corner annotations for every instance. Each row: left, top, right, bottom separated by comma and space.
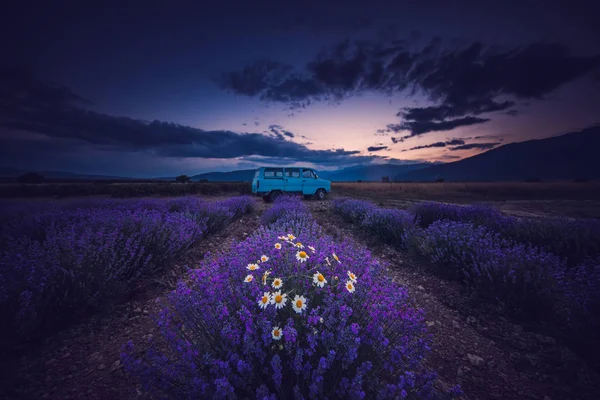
0, 196, 255, 357
332, 199, 600, 354
122, 195, 460, 399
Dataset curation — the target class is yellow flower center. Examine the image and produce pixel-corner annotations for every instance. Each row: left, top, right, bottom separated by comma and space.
299, 251, 307, 258
296, 242, 302, 247
296, 299, 303, 308
275, 295, 282, 303
261, 296, 268, 304
347, 283, 353, 290
273, 330, 280, 337
274, 280, 281, 286
318, 274, 324, 282
350, 273, 355, 279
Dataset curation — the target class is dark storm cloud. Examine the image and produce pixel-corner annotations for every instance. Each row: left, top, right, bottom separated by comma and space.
440, 154, 461, 160
0, 69, 383, 166
385, 116, 490, 139
401, 138, 465, 151
268, 124, 295, 139
220, 39, 600, 138
474, 135, 506, 141
367, 145, 388, 152
449, 142, 501, 151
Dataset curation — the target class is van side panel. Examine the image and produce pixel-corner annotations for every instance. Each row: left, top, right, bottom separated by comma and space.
261, 167, 285, 194
301, 169, 318, 195
284, 168, 302, 193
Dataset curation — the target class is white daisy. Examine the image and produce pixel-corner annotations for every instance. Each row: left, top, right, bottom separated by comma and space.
319, 317, 324, 324
258, 292, 271, 309
271, 290, 287, 309
325, 257, 331, 266
247, 263, 260, 271
271, 277, 283, 289
307, 245, 316, 253
271, 326, 283, 340
296, 250, 309, 263
244, 274, 254, 283
347, 270, 358, 283
332, 253, 341, 263
278, 235, 288, 241
312, 271, 327, 287
261, 255, 269, 263
274, 243, 282, 250
287, 234, 296, 241
292, 295, 307, 314
345, 280, 356, 293
295, 242, 304, 249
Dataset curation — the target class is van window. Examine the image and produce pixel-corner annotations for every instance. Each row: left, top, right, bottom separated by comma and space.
285, 168, 300, 178
264, 168, 284, 178
254, 170, 259, 179
302, 170, 315, 178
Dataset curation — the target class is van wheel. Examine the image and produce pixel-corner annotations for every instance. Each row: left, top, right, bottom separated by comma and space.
269, 191, 281, 202
316, 189, 326, 200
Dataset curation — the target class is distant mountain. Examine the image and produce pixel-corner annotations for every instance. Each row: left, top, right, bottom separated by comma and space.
190, 164, 434, 182
318, 163, 433, 181
403, 125, 600, 181
192, 169, 256, 182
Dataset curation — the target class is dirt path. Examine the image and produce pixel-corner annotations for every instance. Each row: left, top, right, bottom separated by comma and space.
4, 200, 270, 400
306, 200, 600, 400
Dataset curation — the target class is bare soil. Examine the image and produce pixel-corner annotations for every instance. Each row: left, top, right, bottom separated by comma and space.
305, 200, 600, 400
2, 200, 270, 400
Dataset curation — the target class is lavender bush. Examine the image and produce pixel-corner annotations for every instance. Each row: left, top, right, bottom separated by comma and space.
409, 201, 503, 228
332, 199, 416, 247
416, 221, 565, 315
409, 201, 600, 267
260, 194, 306, 226
0, 196, 255, 357
331, 198, 372, 224
558, 257, 600, 330
123, 197, 459, 399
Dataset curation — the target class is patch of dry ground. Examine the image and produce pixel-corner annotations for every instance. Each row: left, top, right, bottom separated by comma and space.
3, 199, 270, 400
306, 200, 600, 400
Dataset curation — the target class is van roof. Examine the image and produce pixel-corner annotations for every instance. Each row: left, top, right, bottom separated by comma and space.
258, 166, 314, 170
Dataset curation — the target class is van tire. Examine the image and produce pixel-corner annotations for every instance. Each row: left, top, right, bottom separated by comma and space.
268, 191, 281, 202
316, 189, 326, 200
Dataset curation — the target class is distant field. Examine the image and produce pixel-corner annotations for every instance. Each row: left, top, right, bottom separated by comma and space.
332, 181, 600, 218
0, 181, 251, 198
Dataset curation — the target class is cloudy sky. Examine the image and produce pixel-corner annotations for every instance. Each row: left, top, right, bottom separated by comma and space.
1, 0, 599, 177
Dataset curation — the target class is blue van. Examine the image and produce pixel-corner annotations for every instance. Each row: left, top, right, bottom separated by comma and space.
252, 167, 331, 202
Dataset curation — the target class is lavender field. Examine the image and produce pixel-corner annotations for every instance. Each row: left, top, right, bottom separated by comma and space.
2, 194, 600, 400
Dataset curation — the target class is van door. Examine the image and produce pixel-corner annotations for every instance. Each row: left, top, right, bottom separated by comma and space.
284, 168, 302, 193
301, 169, 318, 195
262, 167, 285, 193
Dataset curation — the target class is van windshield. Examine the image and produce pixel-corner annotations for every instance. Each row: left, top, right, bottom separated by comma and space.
253, 170, 259, 179
313, 171, 319, 178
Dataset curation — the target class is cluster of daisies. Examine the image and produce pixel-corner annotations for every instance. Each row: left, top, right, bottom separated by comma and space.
243, 233, 360, 341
